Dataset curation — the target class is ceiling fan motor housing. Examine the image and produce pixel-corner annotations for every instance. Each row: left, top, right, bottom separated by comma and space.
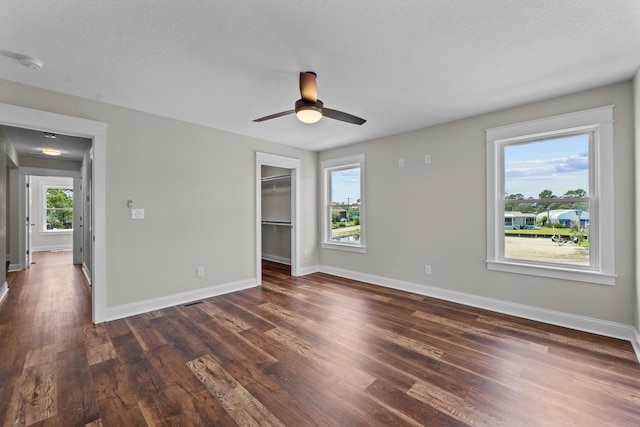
295, 99, 323, 112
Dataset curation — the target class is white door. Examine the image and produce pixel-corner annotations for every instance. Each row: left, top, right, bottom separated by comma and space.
25, 175, 32, 267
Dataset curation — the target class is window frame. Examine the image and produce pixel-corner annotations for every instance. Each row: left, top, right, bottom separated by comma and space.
41, 182, 74, 234
486, 106, 615, 285
321, 154, 366, 253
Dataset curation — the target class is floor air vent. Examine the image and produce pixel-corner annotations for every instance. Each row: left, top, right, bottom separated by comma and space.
182, 300, 204, 307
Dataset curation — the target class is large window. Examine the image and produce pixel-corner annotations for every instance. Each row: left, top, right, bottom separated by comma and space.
486, 106, 614, 285
42, 184, 73, 232
321, 154, 365, 252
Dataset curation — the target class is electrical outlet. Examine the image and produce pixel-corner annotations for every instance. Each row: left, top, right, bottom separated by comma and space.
398, 158, 404, 167
131, 208, 145, 219
196, 267, 204, 277
424, 264, 432, 275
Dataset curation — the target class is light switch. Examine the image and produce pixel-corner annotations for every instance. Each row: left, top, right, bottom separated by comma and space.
131, 208, 145, 220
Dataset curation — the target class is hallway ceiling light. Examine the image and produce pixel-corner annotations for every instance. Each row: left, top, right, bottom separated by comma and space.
41, 147, 62, 156
44, 132, 57, 138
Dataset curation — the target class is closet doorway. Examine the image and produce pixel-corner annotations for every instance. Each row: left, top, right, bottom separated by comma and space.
255, 152, 300, 283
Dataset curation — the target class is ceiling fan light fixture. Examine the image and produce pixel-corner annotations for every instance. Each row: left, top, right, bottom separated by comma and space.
295, 99, 323, 124
41, 147, 63, 156
296, 107, 322, 124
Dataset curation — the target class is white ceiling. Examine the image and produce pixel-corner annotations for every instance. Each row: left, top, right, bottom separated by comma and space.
1, 1, 639, 152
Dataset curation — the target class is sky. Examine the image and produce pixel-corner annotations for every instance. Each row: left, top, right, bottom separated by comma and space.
504, 133, 589, 199
331, 167, 361, 204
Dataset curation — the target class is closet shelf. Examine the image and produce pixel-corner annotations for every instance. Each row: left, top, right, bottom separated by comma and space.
261, 220, 292, 227
261, 174, 291, 183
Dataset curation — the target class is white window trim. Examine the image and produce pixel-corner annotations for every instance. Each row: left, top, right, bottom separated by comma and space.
321, 154, 366, 253
40, 182, 73, 235
486, 106, 615, 285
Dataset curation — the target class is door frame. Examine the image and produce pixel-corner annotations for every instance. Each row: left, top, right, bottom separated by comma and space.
25, 175, 32, 267
0, 103, 107, 323
255, 152, 300, 283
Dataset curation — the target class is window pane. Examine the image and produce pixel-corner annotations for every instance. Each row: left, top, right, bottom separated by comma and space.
504, 134, 590, 199
504, 202, 589, 265
46, 188, 73, 230
330, 167, 360, 243
503, 134, 590, 266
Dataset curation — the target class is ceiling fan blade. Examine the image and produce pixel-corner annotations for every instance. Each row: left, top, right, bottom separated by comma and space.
253, 110, 295, 122
322, 108, 366, 125
299, 72, 318, 103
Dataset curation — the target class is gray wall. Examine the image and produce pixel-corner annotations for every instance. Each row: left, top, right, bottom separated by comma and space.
319, 81, 635, 326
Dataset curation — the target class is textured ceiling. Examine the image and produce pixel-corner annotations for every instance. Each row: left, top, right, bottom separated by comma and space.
1, 1, 639, 151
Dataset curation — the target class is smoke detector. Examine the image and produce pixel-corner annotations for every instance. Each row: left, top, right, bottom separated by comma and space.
19, 55, 44, 70
0, 50, 44, 70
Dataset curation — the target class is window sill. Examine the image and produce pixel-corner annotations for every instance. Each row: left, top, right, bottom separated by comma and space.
486, 259, 616, 286
321, 242, 366, 253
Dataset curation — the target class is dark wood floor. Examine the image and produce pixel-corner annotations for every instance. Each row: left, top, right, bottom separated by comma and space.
1, 252, 639, 426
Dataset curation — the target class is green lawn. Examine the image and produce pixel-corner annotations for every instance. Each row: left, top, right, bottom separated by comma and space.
505, 227, 577, 236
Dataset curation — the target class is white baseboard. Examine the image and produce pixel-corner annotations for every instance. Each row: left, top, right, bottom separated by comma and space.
632, 329, 640, 363
320, 265, 640, 363
298, 264, 320, 276
8, 264, 21, 272
262, 254, 291, 265
33, 245, 72, 252
105, 278, 258, 321
0, 281, 8, 303
82, 264, 91, 284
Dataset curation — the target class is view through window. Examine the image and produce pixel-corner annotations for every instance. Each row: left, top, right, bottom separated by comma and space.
503, 132, 590, 265
329, 166, 361, 243
44, 186, 73, 231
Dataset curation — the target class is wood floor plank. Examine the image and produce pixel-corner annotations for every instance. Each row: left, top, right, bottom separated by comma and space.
89, 358, 149, 427
109, 332, 166, 401
82, 323, 118, 366
56, 346, 100, 427
4, 345, 57, 427
187, 354, 286, 427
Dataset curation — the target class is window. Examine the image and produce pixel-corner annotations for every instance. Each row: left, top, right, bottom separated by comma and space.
486, 106, 615, 285
321, 154, 365, 252
42, 184, 73, 233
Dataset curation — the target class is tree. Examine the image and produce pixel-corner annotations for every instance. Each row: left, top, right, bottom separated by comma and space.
563, 188, 587, 198
46, 188, 73, 230
536, 189, 556, 213
505, 193, 524, 200
505, 193, 524, 211
538, 189, 555, 199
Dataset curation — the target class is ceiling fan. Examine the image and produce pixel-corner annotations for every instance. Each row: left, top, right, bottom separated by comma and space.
253, 72, 366, 125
